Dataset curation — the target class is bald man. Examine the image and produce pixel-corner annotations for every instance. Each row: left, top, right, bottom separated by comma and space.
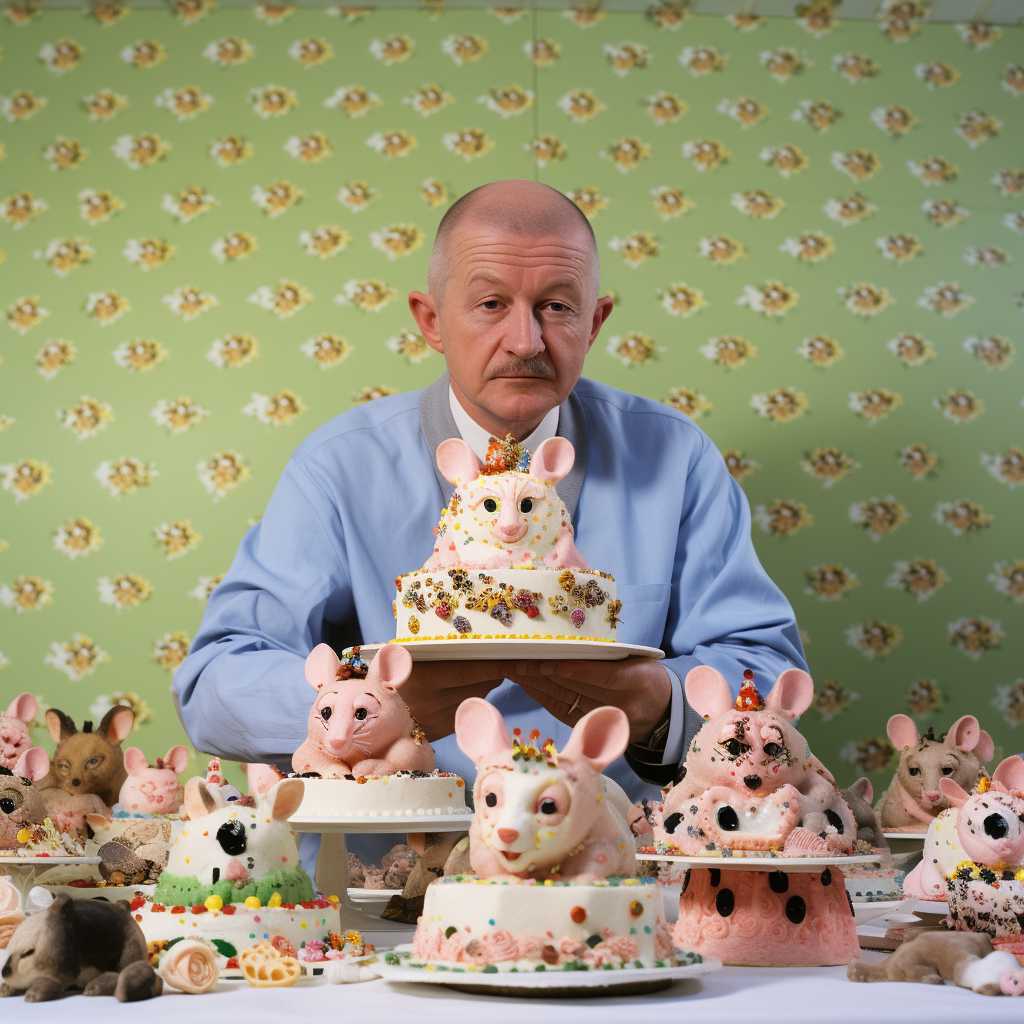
174, 180, 805, 809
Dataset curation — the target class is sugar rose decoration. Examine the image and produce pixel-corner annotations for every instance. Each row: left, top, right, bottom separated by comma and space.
159, 939, 218, 993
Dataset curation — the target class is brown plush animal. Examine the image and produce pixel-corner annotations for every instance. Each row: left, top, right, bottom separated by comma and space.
0, 895, 162, 1002
841, 777, 887, 848
848, 931, 1024, 995
43, 706, 134, 810
0, 749, 51, 850
875, 715, 994, 829
382, 831, 469, 924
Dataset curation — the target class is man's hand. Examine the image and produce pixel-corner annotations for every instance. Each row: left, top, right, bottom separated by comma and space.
400, 660, 506, 742
498, 658, 672, 744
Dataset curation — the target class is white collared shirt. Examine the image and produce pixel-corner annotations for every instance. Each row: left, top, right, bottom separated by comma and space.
448, 386, 560, 463
446, 387, 685, 769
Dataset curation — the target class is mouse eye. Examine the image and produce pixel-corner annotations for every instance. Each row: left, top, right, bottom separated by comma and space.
1, 789, 23, 814
485, 792, 498, 807
86, 757, 100, 769
320, 706, 332, 722
539, 798, 557, 815
354, 708, 368, 721
941, 766, 954, 776
763, 743, 782, 759
518, 498, 533, 514
216, 819, 247, 856
483, 498, 498, 514
722, 740, 747, 758
908, 767, 920, 776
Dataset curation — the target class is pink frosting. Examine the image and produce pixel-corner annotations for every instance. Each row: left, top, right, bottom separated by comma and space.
673, 867, 859, 966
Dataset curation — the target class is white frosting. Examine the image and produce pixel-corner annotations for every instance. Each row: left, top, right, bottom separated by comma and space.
394, 567, 620, 642
926, 807, 965, 879
960, 951, 1022, 991
292, 775, 470, 818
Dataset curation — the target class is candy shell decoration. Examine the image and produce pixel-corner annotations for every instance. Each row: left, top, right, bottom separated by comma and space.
570, 608, 586, 629
158, 939, 219, 994
240, 941, 303, 988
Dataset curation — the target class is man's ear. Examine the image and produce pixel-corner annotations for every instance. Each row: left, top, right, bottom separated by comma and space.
586, 295, 614, 352
408, 291, 443, 354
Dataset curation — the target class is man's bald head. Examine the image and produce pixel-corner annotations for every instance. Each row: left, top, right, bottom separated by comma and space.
426, 180, 599, 301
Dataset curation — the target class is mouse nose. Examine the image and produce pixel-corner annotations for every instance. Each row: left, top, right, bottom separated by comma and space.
497, 828, 519, 844
743, 775, 761, 790
72, 778, 81, 787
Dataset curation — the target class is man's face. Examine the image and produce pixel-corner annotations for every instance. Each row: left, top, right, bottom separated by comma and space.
410, 219, 612, 435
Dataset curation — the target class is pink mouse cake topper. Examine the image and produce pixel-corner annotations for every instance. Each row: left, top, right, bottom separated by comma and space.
656, 667, 856, 855
874, 713, 994, 829
454, 697, 636, 883
291, 642, 433, 777
0, 693, 37, 772
118, 745, 189, 814
0, 748, 51, 850
424, 435, 588, 571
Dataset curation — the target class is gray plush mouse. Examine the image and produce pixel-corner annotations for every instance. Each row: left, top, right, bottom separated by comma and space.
0, 895, 162, 1002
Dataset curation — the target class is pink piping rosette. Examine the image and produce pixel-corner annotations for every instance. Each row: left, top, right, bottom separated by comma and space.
654, 922, 675, 959
514, 934, 544, 959
412, 926, 443, 959
439, 933, 466, 962
483, 929, 519, 962
0, 911, 26, 950
560, 936, 587, 960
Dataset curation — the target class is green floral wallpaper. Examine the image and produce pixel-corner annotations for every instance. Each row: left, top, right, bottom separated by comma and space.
0, 0, 1021, 787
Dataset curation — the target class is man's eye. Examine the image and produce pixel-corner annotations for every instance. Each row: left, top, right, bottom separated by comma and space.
722, 740, 748, 758
519, 498, 533, 513
548, 302, 568, 312
485, 792, 498, 807
320, 707, 332, 721
482, 300, 500, 310
354, 708, 368, 721
908, 767, 920, 776
483, 498, 498, 513
763, 743, 782, 758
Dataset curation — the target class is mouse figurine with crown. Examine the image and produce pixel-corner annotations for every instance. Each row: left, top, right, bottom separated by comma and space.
653, 666, 861, 967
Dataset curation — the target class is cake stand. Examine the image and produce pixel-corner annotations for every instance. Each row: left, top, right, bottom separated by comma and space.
288, 813, 473, 944
0, 856, 101, 909
347, 639, 664, 661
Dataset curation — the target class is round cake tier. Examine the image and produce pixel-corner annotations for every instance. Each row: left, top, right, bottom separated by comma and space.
673, 866, 859, 967
411, 875, 676, 970
292, 773, 470, 818
394, 567, 620, 642
135, 897, 341, 962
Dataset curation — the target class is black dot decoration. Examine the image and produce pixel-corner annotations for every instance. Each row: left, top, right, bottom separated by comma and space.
769, 872, 788, 894
715, 889, 735, 917
663, 812, 683, 835
709, 869, 721, 887
216, 819, 247, 856
786, 895, 806, 924
820, 868, 832, 887
716, 806, 740, 831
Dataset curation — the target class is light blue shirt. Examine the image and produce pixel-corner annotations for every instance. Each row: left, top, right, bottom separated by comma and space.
173, 375, 806, 807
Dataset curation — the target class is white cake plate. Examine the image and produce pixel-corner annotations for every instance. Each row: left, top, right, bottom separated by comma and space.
288, 814, 472, 944
347, 639, 664, 661
642, 852, 885, 873
373, 948, 721, 997
882, 830, 927, 840
0, 856, 101, 908
851, 898, 910, 927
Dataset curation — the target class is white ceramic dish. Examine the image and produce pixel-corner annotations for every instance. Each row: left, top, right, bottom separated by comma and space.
347, 638, 664, 661
644, 852, 885, 873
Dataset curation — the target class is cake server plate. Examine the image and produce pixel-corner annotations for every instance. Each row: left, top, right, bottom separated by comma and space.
372, 952, 720, 996
643, 853, 886, 872
289, 812, 473, 833
346, 638, 664, 661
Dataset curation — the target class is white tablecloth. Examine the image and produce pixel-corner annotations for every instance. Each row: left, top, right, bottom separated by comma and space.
7, 956, 1022, 1024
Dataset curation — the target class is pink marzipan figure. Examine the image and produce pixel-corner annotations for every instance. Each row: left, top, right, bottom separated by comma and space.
118, 746, 189, 814
423, 436, 589, 571
657, 667, 856, 855
291, 643, 434, 778
0, 692, 38, 772
454, 697, 636, 883
942, 756, 1024, 868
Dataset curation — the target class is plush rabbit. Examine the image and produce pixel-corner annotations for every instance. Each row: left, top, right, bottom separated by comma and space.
875, 714, 994, 829
43, 706, 135, 810
423, 436, 589, 571
0, 693, 37, 772
292, 643, 434, 778
657, 667, 856, 855
454, 697, 636, 883
0, 748, 51, 850
117, 745, 189, 814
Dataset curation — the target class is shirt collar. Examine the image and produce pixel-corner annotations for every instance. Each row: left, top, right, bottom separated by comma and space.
448, 386, 560, 463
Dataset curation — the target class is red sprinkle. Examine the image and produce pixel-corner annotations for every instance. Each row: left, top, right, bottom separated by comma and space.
222, 905, 236, 915
226, 957, 239, 970
130, 896, 146, 911
170, 906, 186, 915
152, 904, 166, 913
191, 905, 208, 915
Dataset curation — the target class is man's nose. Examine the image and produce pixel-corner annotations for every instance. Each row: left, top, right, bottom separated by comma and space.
504, 302, 545, 358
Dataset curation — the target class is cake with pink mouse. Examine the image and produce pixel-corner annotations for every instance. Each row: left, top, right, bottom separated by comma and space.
289, 643, 468, 818
391, 435, 624, 644
405, 698, 701, 975
654, 666, 861, 967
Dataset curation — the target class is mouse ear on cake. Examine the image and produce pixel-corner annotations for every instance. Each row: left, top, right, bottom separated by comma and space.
305, 643, 341, 690
124, 747, 149, 776
764, 668, 814, 719
975, 730, 995, 765
5, 691, 37, 724
262, 777, 304, 821
436, 438, 483, 485
560, 706, 630, 772
164, 745, 190, 775
945, 715, 981, 754
683, 666, 734, 719
454, 697, 511, 766
368, 644, 413, 691
939, 777, 971, 808
848, 777, 874, 804
528, 437, 575, 485
13, 746, 50, 782
886, 714, 920, 751
183, 776, 223, 820
992, 754, 1024, 794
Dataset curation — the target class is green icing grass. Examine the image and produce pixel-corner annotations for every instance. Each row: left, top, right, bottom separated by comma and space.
153, 865, 314, 906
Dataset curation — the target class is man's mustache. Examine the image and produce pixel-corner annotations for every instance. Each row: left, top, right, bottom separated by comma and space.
488, 357, 556, 381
